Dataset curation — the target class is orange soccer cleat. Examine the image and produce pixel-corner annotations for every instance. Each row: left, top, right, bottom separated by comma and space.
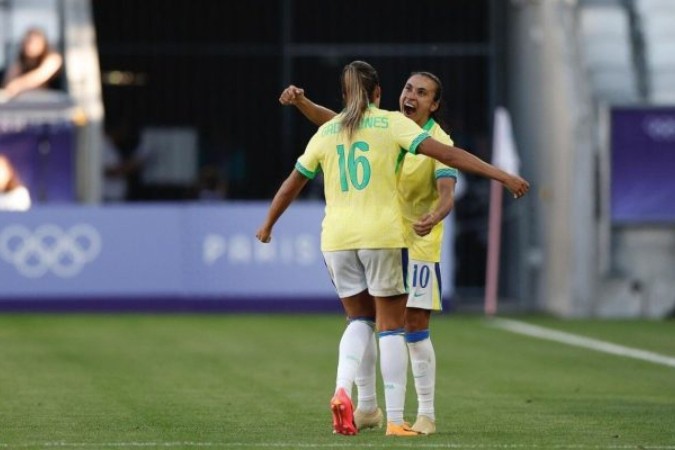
385, 421, 422, 437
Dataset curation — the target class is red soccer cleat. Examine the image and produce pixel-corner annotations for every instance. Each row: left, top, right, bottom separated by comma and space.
330, 388, 358, 436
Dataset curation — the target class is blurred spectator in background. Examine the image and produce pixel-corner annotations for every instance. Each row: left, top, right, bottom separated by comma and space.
194, 165, 227, 201
1, 28, 63, 100
201, 122, 246, 198
102, 120, 150, 202
0, 154, 31, 211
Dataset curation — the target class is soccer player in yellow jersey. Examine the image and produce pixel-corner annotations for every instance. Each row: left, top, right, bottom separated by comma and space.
256, 60, 528, 437
280, 72, 458, 434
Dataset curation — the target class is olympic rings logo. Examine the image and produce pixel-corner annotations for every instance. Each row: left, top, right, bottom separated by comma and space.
642, 115, 675, 142
0, 224, 102, 278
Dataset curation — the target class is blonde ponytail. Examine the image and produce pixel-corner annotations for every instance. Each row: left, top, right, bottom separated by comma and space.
340, 61, 379, 140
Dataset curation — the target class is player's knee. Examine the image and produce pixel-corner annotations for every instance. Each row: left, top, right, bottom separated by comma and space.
376, 314, 404, 332
404, 308, 430, 332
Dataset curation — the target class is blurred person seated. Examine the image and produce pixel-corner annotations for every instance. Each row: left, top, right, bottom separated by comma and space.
194, 165, 228, 201
1, 28, 63, 101
0, 154, 31, 211
102, 127, 129, 202
102, 120, 151, 202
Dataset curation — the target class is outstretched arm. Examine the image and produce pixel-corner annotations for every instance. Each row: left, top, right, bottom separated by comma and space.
417, 138, 529, 198
256, 170, 309, 243
279, 85, 337, 127
413, 177, 456, 237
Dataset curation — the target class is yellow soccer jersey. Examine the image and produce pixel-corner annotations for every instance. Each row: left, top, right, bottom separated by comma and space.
295, 105, 430, 251
398, 119, 458, 262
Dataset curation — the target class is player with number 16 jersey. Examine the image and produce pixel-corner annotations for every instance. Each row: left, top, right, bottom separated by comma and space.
296, 105, 430, 252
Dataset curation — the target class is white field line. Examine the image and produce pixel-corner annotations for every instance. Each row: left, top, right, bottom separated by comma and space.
490, 318, 675, 368
0, 443, 674, 449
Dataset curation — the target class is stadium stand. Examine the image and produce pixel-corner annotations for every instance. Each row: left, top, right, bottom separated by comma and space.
578, 1, 639, 102
636, 0, 675, 103
579, 0, 675, 104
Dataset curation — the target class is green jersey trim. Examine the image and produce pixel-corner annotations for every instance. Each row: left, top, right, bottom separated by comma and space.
395, 149, 406, 174
409, 132, 431, 155
295, 161, 317, 179
435, 168, 458, 180
422, 118, 436, 131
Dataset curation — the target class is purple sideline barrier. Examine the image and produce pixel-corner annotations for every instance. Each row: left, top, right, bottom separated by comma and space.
611, 107, 675, 223
0, 203, 455, 312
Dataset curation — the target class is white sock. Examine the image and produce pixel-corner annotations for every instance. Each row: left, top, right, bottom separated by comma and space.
355, 326, 377, 413
378, 329, 407, 424
335, 320, 373, 397
407, 333, 436, 421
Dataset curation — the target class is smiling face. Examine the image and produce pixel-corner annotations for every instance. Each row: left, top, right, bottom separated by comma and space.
399, 73, 440, 127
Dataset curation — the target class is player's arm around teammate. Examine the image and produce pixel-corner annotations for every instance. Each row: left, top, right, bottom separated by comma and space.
279, 85, 529, 199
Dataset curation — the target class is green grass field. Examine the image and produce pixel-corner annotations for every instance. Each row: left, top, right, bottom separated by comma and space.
0, 314, 673, 449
